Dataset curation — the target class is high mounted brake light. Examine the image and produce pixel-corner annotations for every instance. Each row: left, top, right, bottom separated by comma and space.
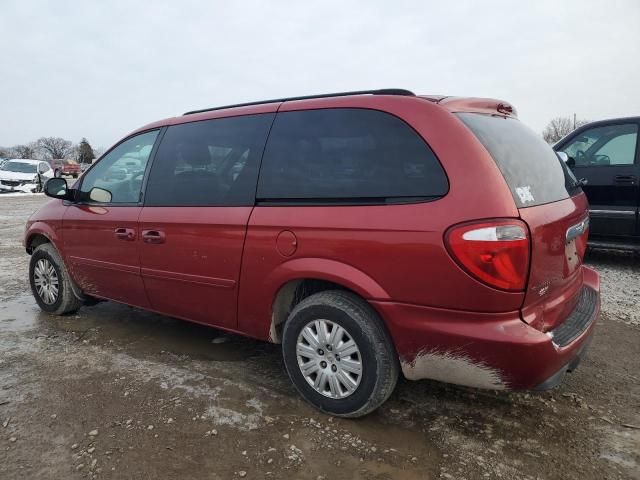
445, 220, 530, 291
496, 103, 514, 115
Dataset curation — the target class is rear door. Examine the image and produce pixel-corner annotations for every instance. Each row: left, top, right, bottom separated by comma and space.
556, 121, 640, 238
139, 112, 274, 329
63, 130, 160, 307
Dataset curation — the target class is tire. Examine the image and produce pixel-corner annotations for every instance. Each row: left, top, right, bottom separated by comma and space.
282, 290, 399, 418
72, 174, 78, 178
54, 169, 61, 178
29, 243, 83, 315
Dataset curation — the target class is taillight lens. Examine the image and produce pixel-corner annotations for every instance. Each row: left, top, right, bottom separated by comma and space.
445, 220, 530, 291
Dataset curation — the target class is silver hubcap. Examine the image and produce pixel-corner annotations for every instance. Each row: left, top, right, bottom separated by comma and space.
296, 319, 363, 399
33, 258, 59, 305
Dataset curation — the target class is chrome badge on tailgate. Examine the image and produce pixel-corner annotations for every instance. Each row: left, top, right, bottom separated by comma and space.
566, 217, 589, 242
564, 216, 590, 275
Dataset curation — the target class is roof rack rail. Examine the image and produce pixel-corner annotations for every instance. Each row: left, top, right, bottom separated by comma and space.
183, 88, 415, 116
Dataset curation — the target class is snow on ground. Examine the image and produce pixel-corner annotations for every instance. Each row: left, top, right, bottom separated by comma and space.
0, 192, 44, 198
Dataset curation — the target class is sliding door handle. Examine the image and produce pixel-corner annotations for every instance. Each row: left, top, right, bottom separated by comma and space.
142, 230, 166, 244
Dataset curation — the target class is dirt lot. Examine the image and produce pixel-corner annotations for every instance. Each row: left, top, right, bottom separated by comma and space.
1, 195, 639, 480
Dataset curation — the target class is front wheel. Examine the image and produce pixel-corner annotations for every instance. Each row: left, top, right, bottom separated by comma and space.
54, 169, 61, 178
29, 243, 83, 315
282, 291, 399, 418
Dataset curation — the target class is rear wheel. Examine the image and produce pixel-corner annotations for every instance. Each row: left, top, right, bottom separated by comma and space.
29, 243, 82, 315
282, 291, 398, 417
54, 169, 61, 178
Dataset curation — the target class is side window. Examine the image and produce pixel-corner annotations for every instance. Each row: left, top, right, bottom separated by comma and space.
144, 113, 274, 206
561, 123, 638, 167
257, 108, 448, 201
79, 130, 159, 203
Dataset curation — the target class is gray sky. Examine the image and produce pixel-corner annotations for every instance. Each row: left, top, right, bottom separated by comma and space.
2, 0, 639, 149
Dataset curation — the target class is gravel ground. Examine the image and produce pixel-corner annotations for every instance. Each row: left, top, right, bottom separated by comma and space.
1, 194, 639, 480
587, 249, 640, 327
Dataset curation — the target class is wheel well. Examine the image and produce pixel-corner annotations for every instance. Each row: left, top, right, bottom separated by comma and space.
270, 278, 356, 343
26, 234, 50, 254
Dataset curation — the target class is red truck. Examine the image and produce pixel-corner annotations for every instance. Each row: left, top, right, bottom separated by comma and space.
49, 159, 81, 178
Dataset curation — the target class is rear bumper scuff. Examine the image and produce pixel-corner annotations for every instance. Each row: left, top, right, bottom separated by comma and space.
373, 265, 600, 390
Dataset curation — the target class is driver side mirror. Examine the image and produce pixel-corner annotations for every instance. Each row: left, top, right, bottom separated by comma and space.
44, 178, 72, 200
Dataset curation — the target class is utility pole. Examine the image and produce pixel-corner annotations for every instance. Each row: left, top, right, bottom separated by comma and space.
573, 113, 576, 130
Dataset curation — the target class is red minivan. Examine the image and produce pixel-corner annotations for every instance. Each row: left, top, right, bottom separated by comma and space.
25, 89, 600, 417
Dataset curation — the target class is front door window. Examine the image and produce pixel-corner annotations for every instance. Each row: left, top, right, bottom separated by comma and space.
79, 130, 159, 203
561, 124, 638, 167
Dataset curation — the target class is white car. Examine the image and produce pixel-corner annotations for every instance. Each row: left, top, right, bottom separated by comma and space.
0, 159, 54, 193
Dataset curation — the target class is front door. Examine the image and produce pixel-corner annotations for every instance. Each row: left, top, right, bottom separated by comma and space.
139, 112, 275, 329
557, 121, 639, 238
63, 130, 160, 306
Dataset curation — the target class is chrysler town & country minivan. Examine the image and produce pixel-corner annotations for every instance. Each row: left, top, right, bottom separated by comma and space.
25, 89, 600, 417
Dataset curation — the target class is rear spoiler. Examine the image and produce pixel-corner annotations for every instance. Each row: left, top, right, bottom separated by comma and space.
420, 96, 518, 118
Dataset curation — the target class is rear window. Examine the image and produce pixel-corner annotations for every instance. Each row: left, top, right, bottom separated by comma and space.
457, 113, 578, 208
257, 108, 448, 203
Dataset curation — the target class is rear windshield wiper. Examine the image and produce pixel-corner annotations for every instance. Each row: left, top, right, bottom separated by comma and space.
572, 178, 588, 188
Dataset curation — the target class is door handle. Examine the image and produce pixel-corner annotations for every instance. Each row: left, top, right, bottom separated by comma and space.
114, 227, 136, 241
614, 175, 637, 184
142, 230, 166, 244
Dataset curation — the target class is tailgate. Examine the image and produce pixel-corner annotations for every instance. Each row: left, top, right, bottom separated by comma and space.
519, 193, 590, 331
455, 111, 591, 332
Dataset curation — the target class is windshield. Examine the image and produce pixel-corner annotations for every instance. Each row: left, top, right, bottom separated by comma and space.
2, 161, 37, 173
457, 113, 581, 208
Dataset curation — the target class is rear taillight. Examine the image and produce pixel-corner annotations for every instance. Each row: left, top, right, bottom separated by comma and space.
445, 220, 530, 291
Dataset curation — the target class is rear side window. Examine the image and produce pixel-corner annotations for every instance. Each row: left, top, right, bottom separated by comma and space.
257, 108, 448, 202
145, 113, 274, 206
457, 113, 576, 208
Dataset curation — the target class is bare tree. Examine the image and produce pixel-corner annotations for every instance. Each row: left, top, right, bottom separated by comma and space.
542, 116, 590, 144
11, 143, 39, 159
36, 137, 73, 160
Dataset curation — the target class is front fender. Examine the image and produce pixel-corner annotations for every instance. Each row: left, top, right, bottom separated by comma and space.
23, 199, 67, 254
24, 221, 63, 253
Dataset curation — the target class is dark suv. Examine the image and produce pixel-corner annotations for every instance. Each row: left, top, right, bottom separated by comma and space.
554, 117, 640, 250
25, 89, 600, 417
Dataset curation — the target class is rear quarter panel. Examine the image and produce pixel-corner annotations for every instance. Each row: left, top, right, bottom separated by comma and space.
237, 96, 524, 340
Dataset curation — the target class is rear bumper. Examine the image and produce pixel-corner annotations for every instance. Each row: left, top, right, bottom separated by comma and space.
373, 266, 600, 390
